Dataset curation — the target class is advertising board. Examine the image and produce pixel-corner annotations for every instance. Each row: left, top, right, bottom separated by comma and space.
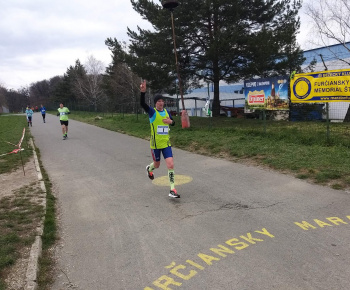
291, 68, 350, 103
244, 76, 289, 112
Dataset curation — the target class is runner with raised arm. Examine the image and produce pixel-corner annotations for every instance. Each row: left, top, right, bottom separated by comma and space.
140, 80, 179, 198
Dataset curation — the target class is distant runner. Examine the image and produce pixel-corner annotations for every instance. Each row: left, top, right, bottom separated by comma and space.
40, 104, 46, 123
57, 102, 70, 140
140, 80, 180, 198
25, 106, 33, 127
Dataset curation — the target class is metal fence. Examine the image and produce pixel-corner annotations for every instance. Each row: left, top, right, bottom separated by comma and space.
45, 96, 350, 147
48, 97, 350, 122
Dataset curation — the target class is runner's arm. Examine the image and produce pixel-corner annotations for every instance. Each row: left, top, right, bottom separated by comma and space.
168, 110, 175, 126
140, 79, 150, 114
140, 92, 150, 113
140, 80, 157, 119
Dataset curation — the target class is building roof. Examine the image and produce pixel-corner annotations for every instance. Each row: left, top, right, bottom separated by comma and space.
302, 42, 350, 70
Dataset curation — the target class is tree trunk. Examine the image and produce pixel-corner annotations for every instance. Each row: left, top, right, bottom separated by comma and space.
344, 104, 350, 122
212, 80, 220, 117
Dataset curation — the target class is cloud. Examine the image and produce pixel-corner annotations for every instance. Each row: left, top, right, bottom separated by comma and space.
297, 0, 317, 50
0, 0, 151, 89
0, 0, 312, 90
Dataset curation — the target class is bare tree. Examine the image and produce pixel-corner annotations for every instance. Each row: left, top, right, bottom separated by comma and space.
75, 55, 106, 111
107, 62, 141, 113
105, 41, 142, 114
305, 0, 350, 121
305, 0, 350, 65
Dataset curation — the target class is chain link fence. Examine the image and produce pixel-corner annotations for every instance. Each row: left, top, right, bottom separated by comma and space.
45, 95, 350, 147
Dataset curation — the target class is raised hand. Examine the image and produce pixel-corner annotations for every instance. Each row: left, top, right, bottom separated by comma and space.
140, 80, 146, 93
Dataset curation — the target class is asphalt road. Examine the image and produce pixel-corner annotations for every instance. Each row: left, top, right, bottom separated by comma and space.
30, 113, 350, 290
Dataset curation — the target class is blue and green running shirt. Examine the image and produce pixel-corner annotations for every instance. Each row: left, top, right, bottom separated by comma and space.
150, 108, 171, 149
140, 92, 175, 149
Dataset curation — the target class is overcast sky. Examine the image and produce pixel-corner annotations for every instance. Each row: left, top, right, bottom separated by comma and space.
0, 0, 313, 90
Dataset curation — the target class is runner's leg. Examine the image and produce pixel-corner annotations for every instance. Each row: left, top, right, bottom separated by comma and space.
150, 149, 160, 170
146, 149, 160, 179
165, 157, 175, 191
163, 147, 176, 192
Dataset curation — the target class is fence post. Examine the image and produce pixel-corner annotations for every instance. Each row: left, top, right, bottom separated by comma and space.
263, 109, 266, 134
326, 103, 330, 141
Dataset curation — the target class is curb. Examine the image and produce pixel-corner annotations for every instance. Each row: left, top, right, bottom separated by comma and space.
25, 139, 47, 290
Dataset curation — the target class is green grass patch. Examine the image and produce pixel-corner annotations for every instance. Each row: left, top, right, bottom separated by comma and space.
0, 280, 6, 290
296, 174, 310, 180
0, 115, 33, 174
331, 183, 345, 190
344, 176, 350, 185
315, 169, 342, 184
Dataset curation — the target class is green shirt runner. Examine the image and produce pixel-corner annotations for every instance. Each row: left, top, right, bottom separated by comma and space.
58, 107, 70, 121
57, 103, 70, 140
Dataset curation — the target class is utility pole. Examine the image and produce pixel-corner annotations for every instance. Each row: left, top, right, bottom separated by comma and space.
161, 0, 190, 128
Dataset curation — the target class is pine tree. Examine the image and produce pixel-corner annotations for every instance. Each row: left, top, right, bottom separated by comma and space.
107, 0, 304, 116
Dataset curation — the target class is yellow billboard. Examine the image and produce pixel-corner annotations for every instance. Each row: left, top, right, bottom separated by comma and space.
290, 68, 350, 103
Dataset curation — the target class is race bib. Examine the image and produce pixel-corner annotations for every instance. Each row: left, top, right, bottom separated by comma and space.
157, 125, 169, 135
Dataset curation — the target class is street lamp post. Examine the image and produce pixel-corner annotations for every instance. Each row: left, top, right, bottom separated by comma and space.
161, 0, 190, 128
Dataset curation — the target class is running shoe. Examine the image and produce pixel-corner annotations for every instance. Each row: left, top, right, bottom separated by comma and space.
169, 189, 180, 198
146, 165, 154, 180
63, 135, 67, 140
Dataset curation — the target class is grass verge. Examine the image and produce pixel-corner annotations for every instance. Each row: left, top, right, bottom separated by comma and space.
0, 182, 45, 289
0, 115, 32, 174
0, 114, 37, 289
35, 147, 57, 290
0, 114, 57, 289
